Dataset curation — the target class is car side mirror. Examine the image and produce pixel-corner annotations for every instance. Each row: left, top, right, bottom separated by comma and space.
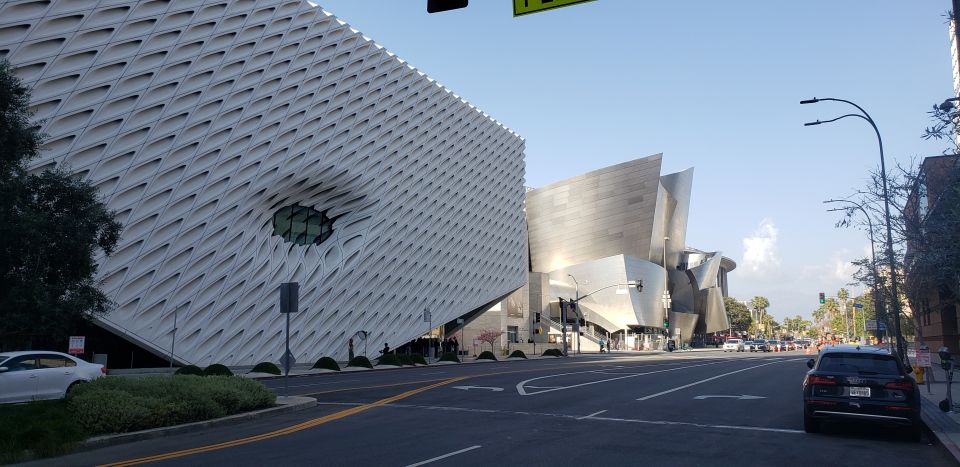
0, 367, 8, 373
806, 359, 815, 369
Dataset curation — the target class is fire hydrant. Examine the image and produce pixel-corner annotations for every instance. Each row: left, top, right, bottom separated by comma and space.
913, 364, 926, 385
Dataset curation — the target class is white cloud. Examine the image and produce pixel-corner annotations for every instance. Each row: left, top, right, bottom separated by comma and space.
741, 218, 780, 275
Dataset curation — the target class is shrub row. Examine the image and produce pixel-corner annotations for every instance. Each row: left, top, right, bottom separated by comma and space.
251, 362, 281, 375
313, 356, 341, 371
542, 348, 563, 357
174, 364, 235, 377
68, 376, 275, 436
439, 352, 460, 363
0, 400, 86, 464
477, 351, 497, 361
509, 350, 527, 359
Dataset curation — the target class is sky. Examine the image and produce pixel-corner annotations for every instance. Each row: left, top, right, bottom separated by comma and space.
316, 0, 954, 322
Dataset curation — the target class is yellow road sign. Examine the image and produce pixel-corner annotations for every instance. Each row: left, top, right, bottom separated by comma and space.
513, 0, 595, 17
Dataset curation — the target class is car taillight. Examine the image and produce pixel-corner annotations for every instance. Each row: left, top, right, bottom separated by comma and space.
100, 367, 107, 375
884, 405, 913, 411
885, 381, 913, 391
808, 375, 836, 385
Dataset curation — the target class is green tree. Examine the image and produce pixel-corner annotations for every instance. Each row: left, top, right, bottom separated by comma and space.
723, 297, 751, 332
0, 60, 122, 348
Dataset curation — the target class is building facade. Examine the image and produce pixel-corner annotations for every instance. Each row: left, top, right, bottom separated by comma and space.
1, 1, 527, 365
463, 154, 735, 353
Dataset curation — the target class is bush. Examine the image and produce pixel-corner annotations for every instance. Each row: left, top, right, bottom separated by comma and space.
203, 364, 234, 377
312, 356, 341, 371
250, 362, 281, 375
377, 353, 401, 366
509, 350, 527, 359
68, 376, 275, 436
477, 351, 497, 361
411, 354, 428, 365
542, 348, 563, 357
439, 352, 460, 363
174, 365, 203, 376
0, 400, 87, 463
399, 354, 414, 366
347, 356, 373, 369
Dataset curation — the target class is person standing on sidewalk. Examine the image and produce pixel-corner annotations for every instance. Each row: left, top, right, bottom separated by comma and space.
348, 338, 354, 360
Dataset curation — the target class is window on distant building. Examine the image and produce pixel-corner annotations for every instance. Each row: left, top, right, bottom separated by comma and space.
272, 204, 335, 246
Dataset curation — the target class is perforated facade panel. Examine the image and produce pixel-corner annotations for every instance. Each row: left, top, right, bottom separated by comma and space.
1, 0, 527, 365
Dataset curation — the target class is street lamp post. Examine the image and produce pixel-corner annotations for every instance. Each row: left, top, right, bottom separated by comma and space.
568, 274, 581, 354
802, 97, 908, 362
824, 198, 886, 343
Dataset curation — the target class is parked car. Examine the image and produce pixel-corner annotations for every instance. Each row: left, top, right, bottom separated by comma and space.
802, 345, 920, 440
0, 351, 106, 404
796, 339, 812, 349
723, 339, 745, 352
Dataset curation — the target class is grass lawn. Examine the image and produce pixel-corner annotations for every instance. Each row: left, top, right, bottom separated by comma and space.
0, 400, 87, 464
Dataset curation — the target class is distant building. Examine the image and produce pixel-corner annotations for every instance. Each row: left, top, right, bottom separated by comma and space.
905, 155, 960, 352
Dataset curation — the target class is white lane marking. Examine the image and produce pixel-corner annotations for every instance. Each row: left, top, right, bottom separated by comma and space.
636, 360, 788, 401
267, 379, 361, 389
453, 386, 503, 392
378, 403, 804, 435
405, 445, 482, 467
693, 394, 766, 400
579, 410, 607, 420
517, 360, 732, 396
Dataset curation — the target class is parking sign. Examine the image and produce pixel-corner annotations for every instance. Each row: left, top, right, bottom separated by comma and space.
68, 336, 85, 355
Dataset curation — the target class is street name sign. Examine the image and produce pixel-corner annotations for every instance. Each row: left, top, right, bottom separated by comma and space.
865, 319, 887, 331
514, 0, 595, 17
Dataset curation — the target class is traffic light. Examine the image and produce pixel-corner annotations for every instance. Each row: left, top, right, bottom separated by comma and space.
534, 312, 541, 323
819, 292, 825, 304
663, 318, 669, 328
427, 0, 468, 13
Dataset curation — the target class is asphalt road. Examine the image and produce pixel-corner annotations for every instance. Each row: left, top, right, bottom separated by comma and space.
27, 351, 955, 466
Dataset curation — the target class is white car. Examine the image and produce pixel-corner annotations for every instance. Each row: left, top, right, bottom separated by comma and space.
0, 351, 106, 404
723, 339, 744, 352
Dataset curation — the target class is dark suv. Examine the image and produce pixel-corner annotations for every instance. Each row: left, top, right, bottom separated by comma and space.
802, 345, 920, 440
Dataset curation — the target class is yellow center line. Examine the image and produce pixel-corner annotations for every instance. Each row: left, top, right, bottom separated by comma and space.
98, 376, 468, 467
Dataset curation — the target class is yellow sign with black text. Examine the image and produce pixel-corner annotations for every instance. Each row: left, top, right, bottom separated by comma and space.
513, 0, 596, 17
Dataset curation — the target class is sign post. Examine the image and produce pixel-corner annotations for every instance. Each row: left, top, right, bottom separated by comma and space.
68, 336, 85, 356
279, 282, 300, 396
424, 309, 432, 360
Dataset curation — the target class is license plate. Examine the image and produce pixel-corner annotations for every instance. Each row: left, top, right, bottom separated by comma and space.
849, 386, 871, 397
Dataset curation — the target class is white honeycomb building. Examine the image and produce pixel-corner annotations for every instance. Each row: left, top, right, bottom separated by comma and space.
0, 1, 527, 365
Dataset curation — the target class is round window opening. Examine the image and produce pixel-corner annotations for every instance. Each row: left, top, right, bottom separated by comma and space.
272, 204, 336, 246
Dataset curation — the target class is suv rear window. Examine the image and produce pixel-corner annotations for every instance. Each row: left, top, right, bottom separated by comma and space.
817, 353, 900, 375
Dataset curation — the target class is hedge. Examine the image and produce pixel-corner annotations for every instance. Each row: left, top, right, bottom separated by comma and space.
411, 354, 428, 365
377, 354, 401, 366
542, 348, 563, 357
399, 354, 414, 366
67, 376, 275, 436
347, 356, 373, 369
508, 350, 527, 359
439, 352, 460, 363
250, 362, 281, 375
174, 365, 203, 376
477, 351, 497, 361
202, 364, 233, 377
0, 400, 86, 463
312, 356, 341, 371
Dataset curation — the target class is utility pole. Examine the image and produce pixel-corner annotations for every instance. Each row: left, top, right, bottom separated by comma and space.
169, 304, 180, 368
559, 298, 568, 356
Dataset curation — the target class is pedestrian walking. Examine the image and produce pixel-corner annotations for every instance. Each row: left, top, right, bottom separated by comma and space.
348, 338, 354, 360
606, 339, 611, 353
380, 342, 390, 355
453, 336, 459, 356
599, 338, 606, 353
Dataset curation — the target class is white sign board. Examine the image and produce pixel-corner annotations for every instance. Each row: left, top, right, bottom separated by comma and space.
68, 336, 85, 355
917, 348, 931, 367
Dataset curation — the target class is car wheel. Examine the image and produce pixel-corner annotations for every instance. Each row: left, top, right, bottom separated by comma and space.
66, 381, 85, 398
904, 424, 922, 442
803, 413, 820, 434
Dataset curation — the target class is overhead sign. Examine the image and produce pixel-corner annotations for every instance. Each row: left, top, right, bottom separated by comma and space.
853, 303, 864, 308
865, 320, 887, 331
68, 336, 85, 355
513, 0, 595, 17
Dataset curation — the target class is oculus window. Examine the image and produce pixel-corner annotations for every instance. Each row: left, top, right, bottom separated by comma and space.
272, 204, 335, 246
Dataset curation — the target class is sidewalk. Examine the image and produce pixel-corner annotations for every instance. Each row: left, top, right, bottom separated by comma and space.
919, 367, 960, 463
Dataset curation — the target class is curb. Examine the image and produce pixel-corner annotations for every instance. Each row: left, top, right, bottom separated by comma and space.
920, 397, 960, 463
79, 396, 317, 451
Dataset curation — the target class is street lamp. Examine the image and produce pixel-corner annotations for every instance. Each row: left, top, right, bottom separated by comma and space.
824, 198, 885, 342
566, 279, 643, 354
567, 274, 581, 354
802, 97, 907, 362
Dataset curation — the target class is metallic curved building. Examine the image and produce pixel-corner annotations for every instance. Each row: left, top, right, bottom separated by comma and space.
1, 1, 527, 365
524, 154, 734, 347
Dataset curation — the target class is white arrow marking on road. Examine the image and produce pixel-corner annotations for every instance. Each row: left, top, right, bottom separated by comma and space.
693, 395, 767, 400
453, 385, 503, 392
